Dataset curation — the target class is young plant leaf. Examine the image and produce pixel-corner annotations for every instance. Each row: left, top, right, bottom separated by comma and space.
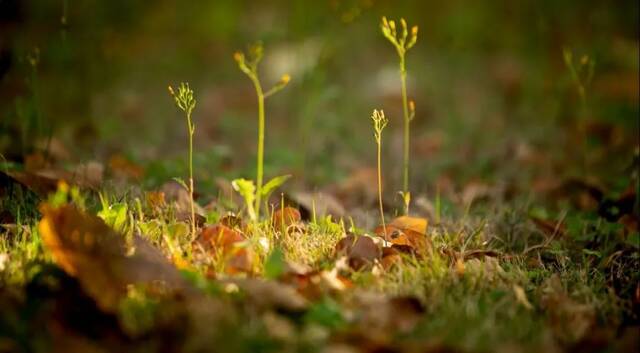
261, 174, 291, 200
232, 178, 257, 221
172, 177, 189, 192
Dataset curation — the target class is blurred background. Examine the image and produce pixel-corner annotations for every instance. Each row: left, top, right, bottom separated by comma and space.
0, 0, 638, 199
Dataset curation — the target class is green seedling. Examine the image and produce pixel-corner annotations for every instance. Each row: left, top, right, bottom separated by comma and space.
168, 82, 197, 237
562, 48, 595, 171
563, 48, 595, 106
371, 109, 388, 235
234, 42, 291, 220
232, 175, 291, 222
380, 17, 417, 213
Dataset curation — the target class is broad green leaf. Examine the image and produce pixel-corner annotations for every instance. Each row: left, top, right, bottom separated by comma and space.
98, 202, 129, 233
261, 174, 291, 199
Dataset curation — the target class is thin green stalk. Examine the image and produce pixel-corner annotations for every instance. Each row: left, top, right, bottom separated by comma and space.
168, 82, 197, 237
234, 43, 290, 221
187, 111, 196, 238
377, 133, 386, 235
371, 109, 388, 235
251, 76, 266, 219
400, 56, 409, 195
381, 17, 418, 214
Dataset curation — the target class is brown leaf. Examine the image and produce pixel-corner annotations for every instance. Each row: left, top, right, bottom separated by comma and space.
335, 234, 381, 270
38, 204, 191, 312
374, 217, 431, 254
389, 216, 428, 234
272, 206, 301, 230
24, 151, 49, 172
194, 224, 253, 274
5, 170, 61, 196
108, 155, 144, 180
381, 247, 402, 269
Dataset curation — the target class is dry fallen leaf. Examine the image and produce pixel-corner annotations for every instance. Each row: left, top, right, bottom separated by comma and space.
334, 234, 381, 270
387, 228, 430, 254
194, 224, 253, 274
39, 203, 192, 312
108, 155, 144, 181
389, 216, 428, 234
272, 206, 301, 230
374, 216, 431, 255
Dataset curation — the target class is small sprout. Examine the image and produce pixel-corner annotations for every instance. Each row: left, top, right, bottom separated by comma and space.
371, 109, 388, 235
234, 42, 291, 220
563, 47, 595, 105
380, 16, 419, 204
168, 82, 197, 237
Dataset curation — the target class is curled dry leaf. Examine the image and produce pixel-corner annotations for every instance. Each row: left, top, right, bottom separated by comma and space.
334, 234, 381, 270
375, 217, 431, 255
38, 203, 192, 312
4, 170, 61, 196
380, 247, 402, 269
272, 206, 301, 230
389, 215, 428, 234
194, 224, 253, 274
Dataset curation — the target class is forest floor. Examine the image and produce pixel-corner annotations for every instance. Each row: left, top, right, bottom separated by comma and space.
0, 123, 638, 353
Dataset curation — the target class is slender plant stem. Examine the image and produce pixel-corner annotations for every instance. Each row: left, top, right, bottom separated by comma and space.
251, 76, 265, 220
187, 113, 196, 238
377, 137, 386, 236
399, 55, 410, 201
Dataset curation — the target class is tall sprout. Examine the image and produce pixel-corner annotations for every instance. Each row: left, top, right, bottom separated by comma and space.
234, 42, 290, 220
371, 109, 389, 234
168, 82, 197, 237
381, 17, 417, 214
